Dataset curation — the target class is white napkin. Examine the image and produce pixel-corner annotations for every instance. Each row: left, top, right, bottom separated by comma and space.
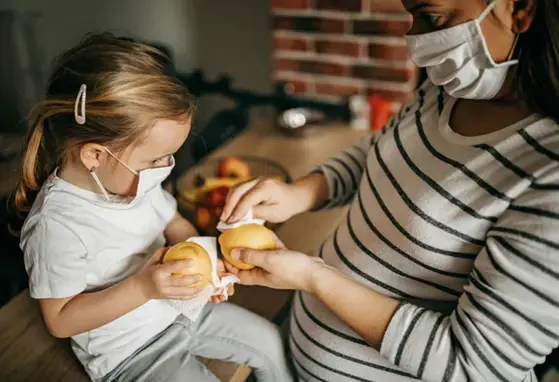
216, 208, 265, 232
166, 237, 239, 322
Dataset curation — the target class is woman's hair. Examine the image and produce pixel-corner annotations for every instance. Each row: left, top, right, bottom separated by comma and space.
515, 0, 559, 123
12, 32, 195, 215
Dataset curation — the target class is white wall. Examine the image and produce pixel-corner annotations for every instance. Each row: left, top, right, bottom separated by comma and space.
0, 0, 272, 128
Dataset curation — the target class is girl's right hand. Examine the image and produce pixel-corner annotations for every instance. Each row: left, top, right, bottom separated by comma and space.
220, 176, 320, 224
135, 248, 205, 300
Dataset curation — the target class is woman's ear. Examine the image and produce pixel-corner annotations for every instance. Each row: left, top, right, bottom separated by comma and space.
80, 143, 105, 171
512, 0, 536, 33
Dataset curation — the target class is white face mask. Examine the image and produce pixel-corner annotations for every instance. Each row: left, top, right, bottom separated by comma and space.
404, 0, 518, 100
90, 148, 175, 202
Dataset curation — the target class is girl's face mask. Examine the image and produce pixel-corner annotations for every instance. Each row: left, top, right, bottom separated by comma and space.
90, 148, 174, 202
404, 0, 518, 100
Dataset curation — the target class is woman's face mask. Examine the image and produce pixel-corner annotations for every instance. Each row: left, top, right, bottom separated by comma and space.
90, 148, 175, 202
404, 0, 518, 100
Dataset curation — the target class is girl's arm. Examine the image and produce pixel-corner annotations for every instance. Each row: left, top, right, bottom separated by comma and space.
164, 212, 198, 245
40, 248, 202, 338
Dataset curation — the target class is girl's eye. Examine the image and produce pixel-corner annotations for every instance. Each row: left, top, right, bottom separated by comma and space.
421, 13, 445, 28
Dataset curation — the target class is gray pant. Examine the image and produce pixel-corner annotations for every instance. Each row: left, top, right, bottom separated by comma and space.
99, 302, 294, 382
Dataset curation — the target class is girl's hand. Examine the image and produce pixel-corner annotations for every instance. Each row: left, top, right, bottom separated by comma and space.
220, 176, 316, 224
135, 248, 205, 300
223, 236, 327, 293
209, 259, 235, 304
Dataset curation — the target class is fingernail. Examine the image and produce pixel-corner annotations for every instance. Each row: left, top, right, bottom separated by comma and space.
231, 249, 241, 260
195, 275, 203, 282
187, 259, 196, 267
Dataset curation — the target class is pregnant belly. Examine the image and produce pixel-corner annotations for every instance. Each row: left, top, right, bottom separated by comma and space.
289, 292, 421, 382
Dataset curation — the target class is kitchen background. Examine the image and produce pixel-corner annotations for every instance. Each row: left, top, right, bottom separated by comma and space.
0, 1, 557, 379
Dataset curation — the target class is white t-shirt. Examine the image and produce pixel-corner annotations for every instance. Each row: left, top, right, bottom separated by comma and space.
20, 172, 180, 379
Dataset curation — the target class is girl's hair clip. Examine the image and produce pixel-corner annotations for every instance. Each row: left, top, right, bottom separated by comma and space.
74, 84, 87, 125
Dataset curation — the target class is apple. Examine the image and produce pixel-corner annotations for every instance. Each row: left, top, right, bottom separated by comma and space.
203, 186, 229, 208
195, 206, 214, 230
216, 156, 251, 178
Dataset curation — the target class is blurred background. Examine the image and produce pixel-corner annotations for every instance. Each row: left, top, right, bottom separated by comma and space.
0, 0, 417, 187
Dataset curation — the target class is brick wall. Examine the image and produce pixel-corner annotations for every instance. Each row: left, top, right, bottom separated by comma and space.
271, 0, 416, 107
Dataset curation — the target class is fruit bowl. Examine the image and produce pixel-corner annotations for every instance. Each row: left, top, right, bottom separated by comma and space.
176, 156, 291, 235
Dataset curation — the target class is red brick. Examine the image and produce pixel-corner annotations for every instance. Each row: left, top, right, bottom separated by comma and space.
316, 0, 362, 12
367, 88, 413, 102
365, 0, 406, 12
301, 60, 349, 76
273, 36, 309, 52
274, 58, 301, 72
273, 15, 346, 33
271, 0, 310, 10
352, 19, 411, 36
315, 39, 362, 57
368, 43, 409, 60
315, 82, 362, 97
352, 65, 414, 82
275, 58, 349, 76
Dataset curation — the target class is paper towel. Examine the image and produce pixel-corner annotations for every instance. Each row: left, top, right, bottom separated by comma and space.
166, 236, 239, 322
216, 208, 265, 232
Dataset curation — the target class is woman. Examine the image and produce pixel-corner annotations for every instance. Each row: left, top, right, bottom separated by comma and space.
220, 0, 559, 381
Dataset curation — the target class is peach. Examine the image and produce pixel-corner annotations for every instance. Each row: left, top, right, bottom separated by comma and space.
216, 156, 251, 179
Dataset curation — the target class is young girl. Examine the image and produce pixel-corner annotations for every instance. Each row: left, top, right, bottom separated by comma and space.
14, 33, 293, 382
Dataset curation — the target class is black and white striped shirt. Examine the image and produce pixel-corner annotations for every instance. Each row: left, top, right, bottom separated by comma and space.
289, 81, 559, 382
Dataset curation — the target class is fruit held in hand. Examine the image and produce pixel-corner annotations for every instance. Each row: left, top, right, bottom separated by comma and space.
162, 242, 212, 286
216, 156, 251, 178
218, 224, 276, 270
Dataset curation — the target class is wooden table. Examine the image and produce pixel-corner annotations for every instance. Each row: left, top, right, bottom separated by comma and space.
0, 120, 365, 382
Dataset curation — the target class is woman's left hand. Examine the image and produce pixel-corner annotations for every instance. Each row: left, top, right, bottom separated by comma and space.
209, 259, 235, 304
224, 237, 327, 293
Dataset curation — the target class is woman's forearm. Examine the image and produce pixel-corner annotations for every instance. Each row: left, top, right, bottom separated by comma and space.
40, 275, 148, 338
292, 172, 330, 214
309, 264, 401, 348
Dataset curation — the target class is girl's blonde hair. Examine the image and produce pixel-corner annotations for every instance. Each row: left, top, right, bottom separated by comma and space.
12, 32, 195, 215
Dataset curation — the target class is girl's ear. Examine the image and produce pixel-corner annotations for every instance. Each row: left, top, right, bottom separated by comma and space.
80, 143, 105, 171
512, 0, 536, 33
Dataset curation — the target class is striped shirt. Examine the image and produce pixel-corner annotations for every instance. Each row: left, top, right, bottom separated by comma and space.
289, 81, 559, 382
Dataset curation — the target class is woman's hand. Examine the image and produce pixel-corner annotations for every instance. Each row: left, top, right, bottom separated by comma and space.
209, 259, 235, 304
223, 237, 327, 293
220, 173, 329, 224
135, 248, 205, 300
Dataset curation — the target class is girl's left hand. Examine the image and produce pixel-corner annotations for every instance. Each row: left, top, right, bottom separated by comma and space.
209, 259, 235, 304
223, 236, 327, 293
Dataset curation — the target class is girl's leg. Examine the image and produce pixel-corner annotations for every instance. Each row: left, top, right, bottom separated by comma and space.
101, 317, 220, 382
189, 302, 295, 382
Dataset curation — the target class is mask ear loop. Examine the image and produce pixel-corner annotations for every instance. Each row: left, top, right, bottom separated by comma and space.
478, 0, 499, 22
507, 34, 520, 60
74, 84, 87, 125
90, 167, 111, 201
103, 148, 139, 176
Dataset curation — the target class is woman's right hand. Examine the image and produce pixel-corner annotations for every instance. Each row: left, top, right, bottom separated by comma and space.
135, 248, 205, 300
220, 173, 329, 224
